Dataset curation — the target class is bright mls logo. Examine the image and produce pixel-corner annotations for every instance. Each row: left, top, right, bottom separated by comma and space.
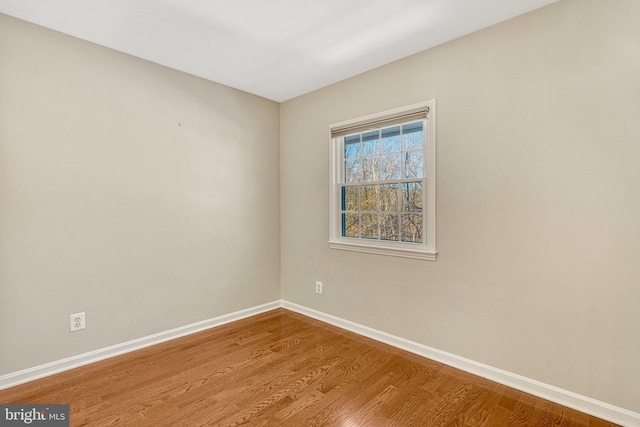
0, 405, 69, 426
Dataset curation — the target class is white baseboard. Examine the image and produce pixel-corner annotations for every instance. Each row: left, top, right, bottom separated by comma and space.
2, 299, 637, 426
281, 300, 640, 427
0, 300, 280, 391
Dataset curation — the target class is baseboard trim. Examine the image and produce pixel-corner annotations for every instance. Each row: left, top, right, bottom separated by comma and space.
2, 299, 637, 426
0, 300, 280, 391
281, 300, 639, 427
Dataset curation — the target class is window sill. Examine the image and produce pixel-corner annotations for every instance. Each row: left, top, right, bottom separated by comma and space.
328, 240, 437, 261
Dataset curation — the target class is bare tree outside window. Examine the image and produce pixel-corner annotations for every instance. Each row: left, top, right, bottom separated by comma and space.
340, 121, 424, 243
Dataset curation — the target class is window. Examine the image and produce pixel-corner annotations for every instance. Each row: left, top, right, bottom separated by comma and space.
329, 100, 436, 260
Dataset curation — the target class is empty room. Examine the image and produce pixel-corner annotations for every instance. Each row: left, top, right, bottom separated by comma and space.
0, 0, 639, 425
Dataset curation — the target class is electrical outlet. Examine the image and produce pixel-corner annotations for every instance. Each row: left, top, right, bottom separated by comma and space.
70, 312, 85, 332
315, 281, 323, 294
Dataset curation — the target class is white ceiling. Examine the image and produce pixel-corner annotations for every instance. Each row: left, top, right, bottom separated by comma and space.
0, 0, 558, 102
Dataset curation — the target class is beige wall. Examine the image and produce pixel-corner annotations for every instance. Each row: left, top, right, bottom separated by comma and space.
0, 14, 280, 374
281, 0, 640, 412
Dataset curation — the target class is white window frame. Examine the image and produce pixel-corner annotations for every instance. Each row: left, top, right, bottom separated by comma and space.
329, 100, 436, 261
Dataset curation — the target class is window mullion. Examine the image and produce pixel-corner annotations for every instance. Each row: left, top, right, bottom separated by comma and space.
343, 178, 425, 187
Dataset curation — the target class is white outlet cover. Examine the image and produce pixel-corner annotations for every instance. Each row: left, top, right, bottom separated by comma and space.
70, 312, 86, 332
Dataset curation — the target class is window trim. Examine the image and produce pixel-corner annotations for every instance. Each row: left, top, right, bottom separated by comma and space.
328, 100, 437, 261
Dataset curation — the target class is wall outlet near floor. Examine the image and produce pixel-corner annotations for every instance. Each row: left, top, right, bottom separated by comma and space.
315, 281, 323, 294
70, 312, 86, 332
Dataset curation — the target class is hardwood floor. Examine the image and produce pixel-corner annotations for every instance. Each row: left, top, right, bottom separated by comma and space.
0, 309, 619, 426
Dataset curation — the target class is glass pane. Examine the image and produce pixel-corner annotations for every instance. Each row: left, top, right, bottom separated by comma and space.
379, 184, 399, 212
361, 214, 379, 239
359, 185, 378, 211
345, 159, 362, 183
401, 213, 423, 243
338, 117, 428, 244
361, 130, 380, 156
362, 156, 380, 182
344, 135, 360, 159
380, 214, 399, 241
381, 126, 401, 153
343, 213, 359, 238
380, 153, 401, 180
404, 151, 424, 179
342, 186, 358, 211
402, 122, 423, 150
400, 182, 423, 212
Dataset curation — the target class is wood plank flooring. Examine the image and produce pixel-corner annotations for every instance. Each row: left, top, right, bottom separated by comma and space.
0, 309, 619, 426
